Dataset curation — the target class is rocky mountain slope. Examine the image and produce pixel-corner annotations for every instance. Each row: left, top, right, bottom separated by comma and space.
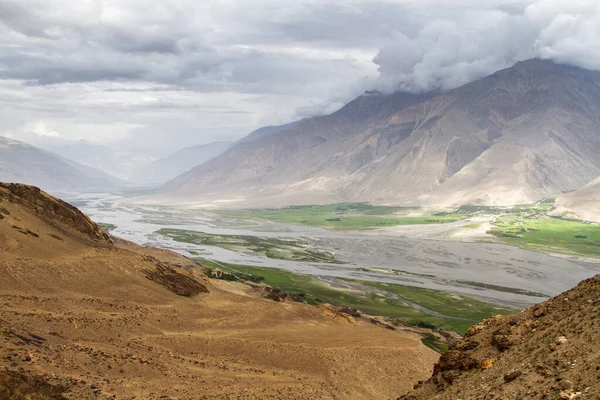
553, 176, 600, 222
161, 59, 600, 208
0, 137, 122, 191
0, 183, 438, 399
236, 120, 302, 144
400, 274, 600, 400
132, 141, 232, 185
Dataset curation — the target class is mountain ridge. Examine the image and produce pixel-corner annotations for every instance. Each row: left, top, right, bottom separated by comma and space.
0, 136, 123, 191
159, 59, 600, 208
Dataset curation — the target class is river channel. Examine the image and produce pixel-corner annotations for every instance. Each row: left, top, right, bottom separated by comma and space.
57, 191, 600, 309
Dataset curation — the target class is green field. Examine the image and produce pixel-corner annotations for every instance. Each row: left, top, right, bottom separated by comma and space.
216, 202, 464, 230
215, 199, 600, 257
199, 259, 515, 334
158, 228, 342, 263
487, 215, 600, 257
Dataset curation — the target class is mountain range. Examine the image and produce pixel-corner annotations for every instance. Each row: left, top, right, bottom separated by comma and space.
131, 141, 233, 185
36, 139, 154, 181
161, 59, 600, 209
0, 136, 123, 191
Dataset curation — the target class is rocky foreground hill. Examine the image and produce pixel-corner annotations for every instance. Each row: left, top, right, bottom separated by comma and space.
0, 183, 438, 399
400, 275, 600, 400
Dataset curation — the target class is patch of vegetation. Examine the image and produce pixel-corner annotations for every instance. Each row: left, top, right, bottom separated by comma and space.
357, 267, 437, 279
421, 334, 450, 353
488, 216, 600, 257
157, 228, 342, 263
464, 223, 481, 229
353, 280, 514, 323
197, 259, 516, 334
456, 280, 549, 298
96, 222, 116, 232
216, 202, 465, 230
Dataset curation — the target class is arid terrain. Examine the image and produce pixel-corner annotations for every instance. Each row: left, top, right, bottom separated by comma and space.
0, 183, 439, 399
401, 275, 600, 400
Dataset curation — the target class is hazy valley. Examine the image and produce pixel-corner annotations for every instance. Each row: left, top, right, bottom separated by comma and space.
2, 53, 600, 400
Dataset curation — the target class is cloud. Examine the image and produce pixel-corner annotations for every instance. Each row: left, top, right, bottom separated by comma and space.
1, 0, 600, 164
371, 0, 600, 92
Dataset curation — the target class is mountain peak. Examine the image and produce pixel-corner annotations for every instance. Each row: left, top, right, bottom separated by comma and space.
498, 57, 599, 79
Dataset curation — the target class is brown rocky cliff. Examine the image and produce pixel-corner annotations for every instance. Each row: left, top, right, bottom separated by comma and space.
0, 183, 111, 243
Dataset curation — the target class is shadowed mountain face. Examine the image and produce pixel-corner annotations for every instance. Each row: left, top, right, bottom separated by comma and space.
161, 59, 600, 207
0, 137, 122, 191
132, 141, 233, 185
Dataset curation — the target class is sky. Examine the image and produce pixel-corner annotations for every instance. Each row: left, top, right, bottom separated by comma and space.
1, 0, 599, 156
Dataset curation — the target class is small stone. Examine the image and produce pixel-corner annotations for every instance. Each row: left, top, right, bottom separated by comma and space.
503, 369, 522, 383
481, 359, 495, 369
556, 336, 568, 345
533, 306, 546, 318
559, 380, 573, 391
559, 392, 570, 400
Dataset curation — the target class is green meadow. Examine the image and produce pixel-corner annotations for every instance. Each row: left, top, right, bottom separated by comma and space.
487, 215, 600, 257
216, 202, 464, 230
158, 228, 342, 263
199, 259, 515, 335
214, 199, 600, 258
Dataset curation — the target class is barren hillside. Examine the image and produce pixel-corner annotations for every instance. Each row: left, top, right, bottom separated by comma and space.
400, 274, 600, 400
0, 183, 438, 399
553, 176, 600, 222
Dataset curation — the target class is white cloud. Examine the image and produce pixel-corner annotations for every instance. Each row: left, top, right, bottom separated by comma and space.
372, 0, 600, 92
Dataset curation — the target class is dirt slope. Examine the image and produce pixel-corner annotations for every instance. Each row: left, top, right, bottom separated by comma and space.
0, 183, 438, 399
400, 275, 600, 400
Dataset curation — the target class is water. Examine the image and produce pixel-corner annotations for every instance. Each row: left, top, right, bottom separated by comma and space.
56, 190, 600, 309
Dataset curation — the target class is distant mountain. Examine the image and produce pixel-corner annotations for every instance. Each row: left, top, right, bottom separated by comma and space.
0, 136, 122, 191
161, 59, 600, 207
43, 140, 154, 180
553, 176, 600, 222
132, 141, 233, 185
